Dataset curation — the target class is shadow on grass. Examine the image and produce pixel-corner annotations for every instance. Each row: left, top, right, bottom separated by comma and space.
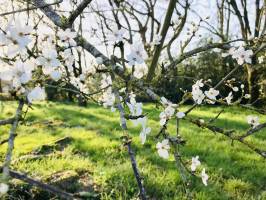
10, 102, 266, 199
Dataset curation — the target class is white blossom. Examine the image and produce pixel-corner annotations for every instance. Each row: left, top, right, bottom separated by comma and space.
222, 47, 236, 57
223, 46, 253, 65
156, 139, 170, 159
101, 88, 115, 109
126, 43, 146, 66
158, 97, 177, 125
127, 101, 142, 117
191, 156, 201, 172
70, 76, 88, 94
201, 168, 209, 186
138, 117, 151, 144
176, 112, 185, 119
194, 79, 204, 88
101, 74, 112, 88
108, 27, 125, 42
258, 56, 264, 64
244, 94, 251, 99
58, 28, 76, 47
0, 183, 9, 194
36, 46, 60, 75
27, 86, 46, 103
151, 34, 162, 45
205, 88, 219, 104
133, 64, 148, 79
3, 19, 33, 57
191, 80, 205, 104
0, 60, 35, 93
232, 87, 239, 92
140, 126, 151, 144
232, 46, 253, 65
60, 49, 75, 71
50, 70, 62, 81
192, 85, 205, 105
161, 97, 170, 106
225, 92, 233, 105
246, 115, 260, 128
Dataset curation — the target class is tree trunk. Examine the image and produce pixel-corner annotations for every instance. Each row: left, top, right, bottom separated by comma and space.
246, 65, 260, 104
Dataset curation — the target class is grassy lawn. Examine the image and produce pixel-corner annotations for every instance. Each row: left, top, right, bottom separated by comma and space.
0, 101, 265, 200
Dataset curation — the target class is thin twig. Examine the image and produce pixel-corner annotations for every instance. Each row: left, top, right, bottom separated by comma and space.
239, 122, 266, 139
1, 168, 77, 199
2, 100, 24, 180
0, 0, 63, 16
113, 89, 147, 200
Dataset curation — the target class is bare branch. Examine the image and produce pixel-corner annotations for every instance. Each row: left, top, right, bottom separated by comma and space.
146, 0, 177, 81
167, 39, 243, 69
0, 118, 14, 126
0, 168, 78, 199
0, 0, 63, 17
113, 89, 147, 200
67, 0, 93, 27
189, 118, 266, 158
240, 122, 266, 139
2, 100, 24, 180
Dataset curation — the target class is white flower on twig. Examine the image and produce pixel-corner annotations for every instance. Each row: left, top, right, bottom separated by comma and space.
151, 34, 162, 45
1, 19, 33, 57
138, 117, 151, 144
58, 28, 76, 47
127, 43, 146, 66
36, 46, 60, 75
176, 112, 185, 119
27, 86, 46, 103
201, 168, 209, 186
222, 46, 253, 65
232, 46, 253, 65
108, 27, 125, 43
225, 92, 233, 105
192, 80, 205, 104
191, 156, 201, 172
246, 115, 260, 128
133, 64, 148, 79
156, 139, 170, 159
258, 56, 264, 64
0, 183, 9, 194
205, 88, 219, 104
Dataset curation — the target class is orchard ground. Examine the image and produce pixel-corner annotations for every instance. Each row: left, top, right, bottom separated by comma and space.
0, 101, 265, 200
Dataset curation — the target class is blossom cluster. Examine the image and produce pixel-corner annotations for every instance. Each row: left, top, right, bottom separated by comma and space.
127, 93, 151, 144
0, 17, 91, 103
222, 46, 253, 65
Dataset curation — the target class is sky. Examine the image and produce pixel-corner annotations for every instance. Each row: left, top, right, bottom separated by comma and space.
0, 0, 260, 68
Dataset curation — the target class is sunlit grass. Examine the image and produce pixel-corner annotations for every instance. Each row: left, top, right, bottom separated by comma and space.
0, 101, 265, 199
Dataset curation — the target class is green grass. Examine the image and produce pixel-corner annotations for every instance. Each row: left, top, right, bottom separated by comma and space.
0, 101, 265, 200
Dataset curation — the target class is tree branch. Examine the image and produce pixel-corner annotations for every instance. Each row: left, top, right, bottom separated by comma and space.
113, 89, 147, 200
190, 118, 266, 158
2, 100, 24, 180
0, 168, 78, 199
166, 39, 243, 69
146, 0, 177, 81
239, 122, 266, 139
67, 0, 93, 27
0, 0, 63, 16
0, 118, 14, 126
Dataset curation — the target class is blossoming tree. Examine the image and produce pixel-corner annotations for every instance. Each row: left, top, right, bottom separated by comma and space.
0, 0, 265, 199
